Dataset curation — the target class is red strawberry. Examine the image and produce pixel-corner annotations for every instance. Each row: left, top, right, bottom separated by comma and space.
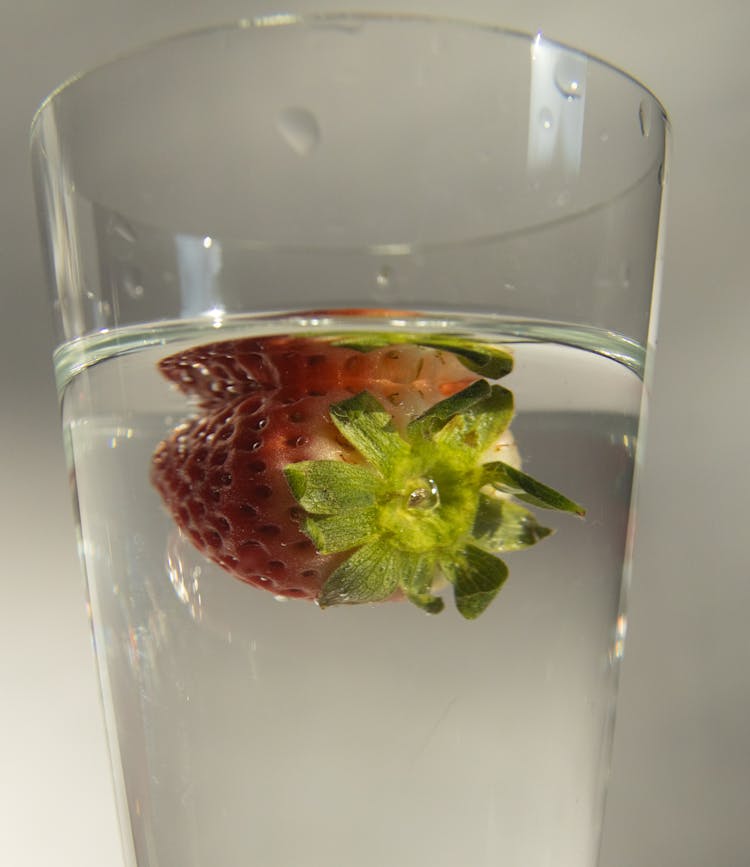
151, 390, 358, 599
152, 335, 583, 618
156, 334, 510, 411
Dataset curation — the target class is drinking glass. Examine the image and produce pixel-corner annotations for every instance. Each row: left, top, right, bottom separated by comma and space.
32, 13, 668, 867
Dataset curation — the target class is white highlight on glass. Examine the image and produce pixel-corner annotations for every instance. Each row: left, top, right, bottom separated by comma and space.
527, 36, 587, 176
175, 233, 223, 318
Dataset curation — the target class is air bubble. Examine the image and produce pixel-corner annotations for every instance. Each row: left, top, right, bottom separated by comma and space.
539, 108, 554, 131
406, 478, 440, 512
277, 107, 320, 156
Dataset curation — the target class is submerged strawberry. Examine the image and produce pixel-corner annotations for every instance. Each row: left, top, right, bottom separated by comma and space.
152, 335, 583, 618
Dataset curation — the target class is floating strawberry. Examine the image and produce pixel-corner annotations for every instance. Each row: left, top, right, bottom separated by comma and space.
151, 335, 583, 618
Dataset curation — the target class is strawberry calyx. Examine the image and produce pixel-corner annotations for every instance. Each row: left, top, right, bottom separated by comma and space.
284, 380, 584, 619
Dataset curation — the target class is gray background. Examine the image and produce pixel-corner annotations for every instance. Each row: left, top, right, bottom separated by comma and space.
1, 1, 747, 866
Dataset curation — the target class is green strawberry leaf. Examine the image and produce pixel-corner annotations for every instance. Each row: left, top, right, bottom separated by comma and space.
481, 462, 586, 516
332, 333, 514, 379
303, 507, 379, 554
435, 385, 514, 455
284, 461, 378, 514
447, 545, 509, 620
471, 494, 553, 552
329, 391, 410, 475
407, 379, 490, 441
317, 540, 402, 608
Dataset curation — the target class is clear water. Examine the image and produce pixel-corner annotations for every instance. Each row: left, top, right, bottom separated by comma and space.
60, 313, 644, 867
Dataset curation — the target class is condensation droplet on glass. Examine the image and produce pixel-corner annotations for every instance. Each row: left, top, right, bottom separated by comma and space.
277, 107, 320, 156
618, 262, 631, 289
599, 130, 610, 143
539, 108, 554, 131
374, 265, 398, 302
122, 264, 145, 299
376, 266, 392, 289
638, 99, 652, 137
107, 215, 137, 244
554, 56, 586, 100
503, 282, 517, 292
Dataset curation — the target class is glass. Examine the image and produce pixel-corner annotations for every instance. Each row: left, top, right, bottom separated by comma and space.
32, 13, 668, 867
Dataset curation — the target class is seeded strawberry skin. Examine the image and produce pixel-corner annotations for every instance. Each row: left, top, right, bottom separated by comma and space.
158, 336, 477, 413
151, 388, 371, 598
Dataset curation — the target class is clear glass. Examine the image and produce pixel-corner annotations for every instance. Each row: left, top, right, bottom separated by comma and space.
32, 13, 668, 867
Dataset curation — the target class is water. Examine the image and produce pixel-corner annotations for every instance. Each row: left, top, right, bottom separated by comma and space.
60, 313, 644, 867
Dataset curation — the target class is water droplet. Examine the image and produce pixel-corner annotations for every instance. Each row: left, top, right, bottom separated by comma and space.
638, 99, 652, 137
618, 262, 631, 289
121, 264, 145, 299
374, 265, 398, 302
554, 56, 586, 100
376, 266, 392, 288
107, 215, 137, 244
406, 478, 440, 512
599, 130, 610, 143
539, 108, 554, 131
277, 107, 320, 156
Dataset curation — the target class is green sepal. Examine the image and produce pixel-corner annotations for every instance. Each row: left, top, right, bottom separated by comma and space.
331, 333, 514, 379
400, 555, 445, 614
317, 540, 402, 608
406, 592, 445, 615
481, 462, 586, 516
284, 461, 378, 515
471, 494, 553, 553
447, 545, 509, 620
407, 379, 490, 441
329, 391, 410, 475
303, 507, 380, 554
435, 385, 514, 454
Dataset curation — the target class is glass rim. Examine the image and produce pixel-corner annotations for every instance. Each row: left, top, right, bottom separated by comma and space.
30, 10, 669, 137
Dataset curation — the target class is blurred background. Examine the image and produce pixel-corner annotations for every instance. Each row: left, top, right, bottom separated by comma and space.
1, 1, 748, 866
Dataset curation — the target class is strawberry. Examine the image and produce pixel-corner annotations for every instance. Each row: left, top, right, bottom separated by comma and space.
152, 335, 583, 618
156, 334, 512, 411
